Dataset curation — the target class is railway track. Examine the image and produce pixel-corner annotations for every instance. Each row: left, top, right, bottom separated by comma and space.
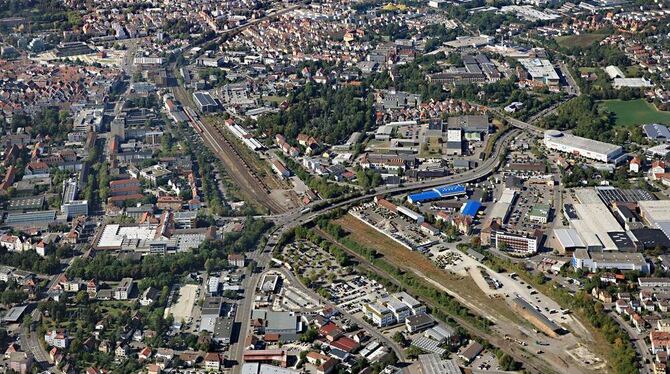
183, 106, 285, 213
314, 227, 560, 374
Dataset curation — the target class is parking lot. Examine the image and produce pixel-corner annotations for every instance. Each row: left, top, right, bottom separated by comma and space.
327, 277, 388, 316
166, 284, 199, 326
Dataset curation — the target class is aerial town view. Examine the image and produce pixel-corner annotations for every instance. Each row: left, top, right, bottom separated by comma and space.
0, 0, 669, 373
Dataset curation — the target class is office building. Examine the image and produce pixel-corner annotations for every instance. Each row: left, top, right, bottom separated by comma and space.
61, 200, 88, 219
364, 303, 395, 327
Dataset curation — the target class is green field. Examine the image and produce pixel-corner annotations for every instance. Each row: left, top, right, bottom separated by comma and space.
555, 33, 607, 48
600, 99, 670, 126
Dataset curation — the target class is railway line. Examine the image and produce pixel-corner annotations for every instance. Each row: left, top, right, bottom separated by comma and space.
183, 106, 286, 213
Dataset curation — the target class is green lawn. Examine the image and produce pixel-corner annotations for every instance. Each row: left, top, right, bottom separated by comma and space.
599, 99, 670, 126
555, 33, 607, 48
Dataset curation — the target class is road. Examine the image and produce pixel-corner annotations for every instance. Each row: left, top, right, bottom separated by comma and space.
226, 126, 535, 371
274, 267, 407, 361
558, 61, 581, 97
611, 312, 651, 374
175, 27, 575, 370
20, 308, 50, 369
313, 228, 559, 374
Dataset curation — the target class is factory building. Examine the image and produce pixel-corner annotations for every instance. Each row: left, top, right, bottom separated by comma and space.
487, 188, 517, 224
553, 228, 585, 253
518, 58, 560, 86
567, 189, 632, 251
193, 92, 218, 113
543, 130, 624, 163
396, 206, 425, 224
572, 249, 649, 274
638, 200, 670, 240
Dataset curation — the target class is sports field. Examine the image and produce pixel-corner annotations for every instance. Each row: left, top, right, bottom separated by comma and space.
555, 33, 607, 48
600, 99, 670, 126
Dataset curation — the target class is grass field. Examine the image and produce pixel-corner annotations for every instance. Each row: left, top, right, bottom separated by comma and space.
418, 137, 442, 158
600, 99, 670, 126
555, 33, 607, 48
335, 214, 522, 324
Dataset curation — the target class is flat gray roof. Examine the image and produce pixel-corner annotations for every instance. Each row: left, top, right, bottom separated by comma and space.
554, 228, 585, 249
512, 297, 561, 332
544, 131, 622, 157
2, 305, 27, 323
193, 92, 217, 106
589, 251, 647, 265
266, 311, 297, 332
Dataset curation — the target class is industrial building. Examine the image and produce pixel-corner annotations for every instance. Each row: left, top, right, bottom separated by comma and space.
643, 124, 670, 142
567, 189, 631, 251
193, 92, 218, 112
444, 35, 494, 49
201, 297, 224, 333
543, 130, 624, 163
518, 58, 560, 85
414, 354, 461, 374
407, 184, 466, 204
553, 228, 585, 253
396, 206, 425, 224
638, 200, 670, 240
242, 350, 288, 368
446, 114, 491, 141
251, 310, 301, 341
613, 77, 654, 89
572, 249, 649, 273
4, 210, 59, 228
460, 200, 481, 218
488, 188, 517, 224
2, 305, 28, 324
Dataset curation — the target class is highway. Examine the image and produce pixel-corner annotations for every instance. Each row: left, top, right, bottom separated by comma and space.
172, 17, 564, 369
224, 126, 533, 371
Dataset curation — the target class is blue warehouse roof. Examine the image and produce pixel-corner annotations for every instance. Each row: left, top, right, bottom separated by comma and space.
408, 184, 466, 204
407, 190, 441, 204
461, 200, 482, 218
434, 184, 466, 197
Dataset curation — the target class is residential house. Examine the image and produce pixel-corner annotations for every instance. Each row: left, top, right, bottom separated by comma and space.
44, 329, 69, 348
139, 347, 152, 361
228, 253, 245, 268
204, 352, 221, 371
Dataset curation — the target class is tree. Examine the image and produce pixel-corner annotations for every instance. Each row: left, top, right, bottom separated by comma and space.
75, 290, 89, 305
204, 259, 215, 274
405, 345, 424, 359
392, 331, 408, 347
300, 327, 318, 343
